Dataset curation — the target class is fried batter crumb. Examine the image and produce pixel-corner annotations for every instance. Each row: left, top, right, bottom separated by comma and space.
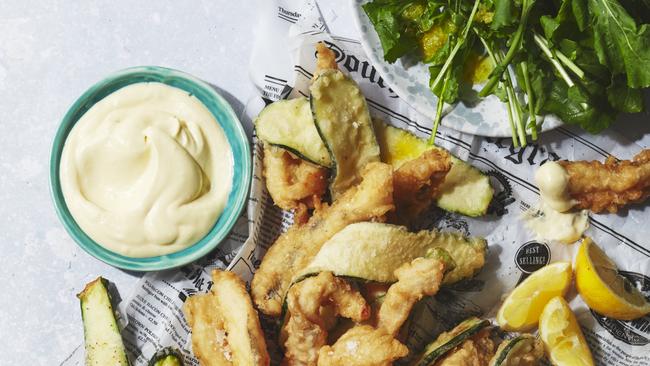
392, 149, 452, 224
282, 272, 370, 366
263, 144, 327, 220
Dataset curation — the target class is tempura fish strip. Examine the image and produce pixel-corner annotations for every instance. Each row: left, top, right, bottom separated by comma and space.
263, 144, 328, 223
184, 294, 232, 366
560, 149, 650, 213
183, 270, 270, 366
283, 272, 370, 366
391, 149, 452, 224
317, 325, 408, 366
377, 257, 446, 336
251, 162, 394, 316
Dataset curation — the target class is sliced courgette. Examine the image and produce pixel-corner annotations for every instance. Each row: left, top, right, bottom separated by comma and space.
414, 317, 491, 366
373, 120, 494, 217
255, 97, 331, 167
488, 335, 545, 366
148, 348, 184, 366
77, 277, 129, 366
310, 70, 381, 199
295, 222, 487, 285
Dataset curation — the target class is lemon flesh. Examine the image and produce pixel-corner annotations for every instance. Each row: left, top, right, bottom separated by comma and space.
496, 262, 572, 331
539, 296, 594, 366
575, 237, 650, 320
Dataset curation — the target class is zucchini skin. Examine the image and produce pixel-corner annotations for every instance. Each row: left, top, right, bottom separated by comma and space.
373, 120, 493, 217
414, 317, 491, 366
296, 222, 487, 285
310, 70, 381, 199
148, 348, 184, 366
77, 277, 130, 366
489, 335, 545, 366
255, 97, 331, 167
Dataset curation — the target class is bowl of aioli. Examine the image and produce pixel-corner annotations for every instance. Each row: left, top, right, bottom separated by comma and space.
50, 66, 251, 271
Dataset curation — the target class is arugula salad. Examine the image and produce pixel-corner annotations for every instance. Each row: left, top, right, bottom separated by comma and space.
362, 0, 650, 146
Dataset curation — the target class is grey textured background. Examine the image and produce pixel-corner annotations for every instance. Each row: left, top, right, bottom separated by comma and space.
0, 1, 256, 363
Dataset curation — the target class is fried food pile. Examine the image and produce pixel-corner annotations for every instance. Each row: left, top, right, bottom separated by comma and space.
183, 43, 511, 366
560, 149, 650, 213
183, 266, 546, 366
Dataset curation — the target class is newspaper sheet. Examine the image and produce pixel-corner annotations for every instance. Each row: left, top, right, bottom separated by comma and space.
63, 0, 650, 365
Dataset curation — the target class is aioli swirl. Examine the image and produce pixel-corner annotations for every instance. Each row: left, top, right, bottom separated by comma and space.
60, 82, 233, 257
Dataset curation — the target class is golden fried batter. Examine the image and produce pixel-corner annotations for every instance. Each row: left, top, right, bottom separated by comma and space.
488, 336, 544, 366
314, 42, 338, 80
317, 325, 408, 366
263, 144, 328, 223
435, 329, 495, 366
183, 271, 270, 366
560, 149, 650, 213
252, 162, 394, 317
392, 149, 452, 224
282, 272, 370, 366
183, 294, 232, 366
377, 257, 446, 336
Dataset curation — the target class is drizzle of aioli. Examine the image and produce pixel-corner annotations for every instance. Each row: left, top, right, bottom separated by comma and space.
535, 161, 574, 212
524, 161, 589, 244
60, 82, 233, 257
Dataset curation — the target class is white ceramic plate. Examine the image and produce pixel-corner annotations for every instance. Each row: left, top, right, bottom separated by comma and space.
351, 0, 563, 137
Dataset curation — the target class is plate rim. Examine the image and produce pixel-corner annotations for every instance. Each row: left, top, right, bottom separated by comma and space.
350, 0, 563, 138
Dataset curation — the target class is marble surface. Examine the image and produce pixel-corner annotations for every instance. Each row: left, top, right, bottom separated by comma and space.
0, 1, 256, 364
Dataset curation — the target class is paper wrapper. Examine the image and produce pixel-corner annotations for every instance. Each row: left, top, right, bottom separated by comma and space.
63, 1, 650, 365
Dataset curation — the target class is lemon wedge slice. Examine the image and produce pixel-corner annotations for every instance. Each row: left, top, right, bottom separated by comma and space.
539, 296, 594, 366
496, 262, 572, 331
575, 237, 650, 320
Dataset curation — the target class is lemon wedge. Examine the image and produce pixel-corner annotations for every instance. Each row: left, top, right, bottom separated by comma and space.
539, 296, 594, 366
575, 237, 650, 320
496, 262, 572, 331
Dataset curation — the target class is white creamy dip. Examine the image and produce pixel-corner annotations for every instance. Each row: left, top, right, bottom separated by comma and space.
60, 82, 233, 257
524, 161, 589, 244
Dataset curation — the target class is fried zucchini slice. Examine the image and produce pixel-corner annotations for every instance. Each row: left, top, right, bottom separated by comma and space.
148, 348, 184, 366
414, 317, 491, 366
255, 98, 331, 167
373, 120, 493, 217
296, 222, 487, 285
310, 69, 381, 199
489, 335, 545, 366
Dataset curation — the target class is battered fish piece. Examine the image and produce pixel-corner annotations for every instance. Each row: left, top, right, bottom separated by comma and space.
435, 329, 495, 366
392, 149, 452, 224
184, 294, 232, 366
263, 144, 328, 223
283, 272, 370, 366
183, 270, 270, 366
377, 257, 446, 336
560, 149, 650, 213
252, 162, 394, 316
317, 325, 408, 366
314, 42, 338, 79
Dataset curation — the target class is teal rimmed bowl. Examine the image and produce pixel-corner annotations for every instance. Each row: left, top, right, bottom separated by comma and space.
49, 66, 251, 271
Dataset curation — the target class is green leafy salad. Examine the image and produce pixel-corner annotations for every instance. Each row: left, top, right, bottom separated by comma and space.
363, 0, 650, 146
